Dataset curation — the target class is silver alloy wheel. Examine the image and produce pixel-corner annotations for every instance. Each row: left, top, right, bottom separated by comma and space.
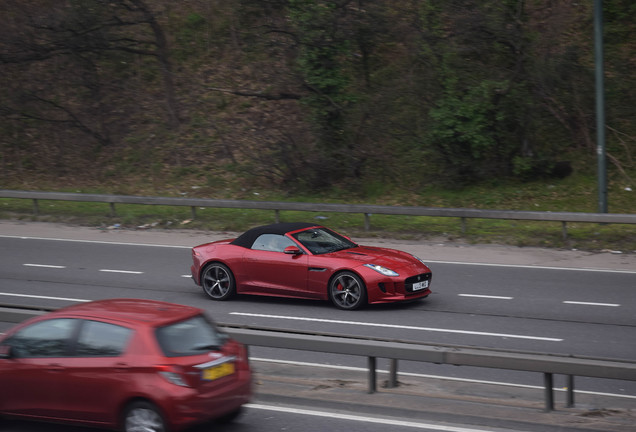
201, 263, 235, 300
124, 403, 166, 432
329, 272, 367, 310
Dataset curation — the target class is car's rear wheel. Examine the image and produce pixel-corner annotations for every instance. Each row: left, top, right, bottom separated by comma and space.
329, 271, 367, 310
122, 401, 167, 432
201, 262, 236, 300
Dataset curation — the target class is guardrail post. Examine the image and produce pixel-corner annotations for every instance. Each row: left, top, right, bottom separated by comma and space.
368, 356, 377, 393
364, 213, 370, 231
32, 199, 39, 216
566, 375, 575, 407
461, 217, 466, 234
275, 210, 280, 223
191, 206, 196, 220
109, 202, 116, 217
544, 372, 554, 412
562, 221, 568, 240
388, 359, 398, 388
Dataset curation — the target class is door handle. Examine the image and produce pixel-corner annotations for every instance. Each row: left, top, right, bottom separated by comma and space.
46, 363, 64, 372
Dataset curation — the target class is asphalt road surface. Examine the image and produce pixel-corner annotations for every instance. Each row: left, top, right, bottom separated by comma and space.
0, 403, 528, 432
1, 221, 635, 432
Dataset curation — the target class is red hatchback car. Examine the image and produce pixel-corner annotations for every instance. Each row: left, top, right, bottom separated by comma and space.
0, 299, 251, 432
191, 222, 432, 310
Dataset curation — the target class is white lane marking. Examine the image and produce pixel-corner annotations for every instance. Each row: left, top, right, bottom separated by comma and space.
2, 234, 633, 274
425, 259, 636, 275
246, 403, 495, 432
98, 269, 144, 274
0, 292, 89, 302
563, 301, 620, 307
461, 295, 622, 307
230, 312, 563, 341
23, 261, 183, 278
251, 357, 636, 400
458, 294, 513, 300
23, 263, 66, 269
0, 234, 191, 249
181, 274, 191, 278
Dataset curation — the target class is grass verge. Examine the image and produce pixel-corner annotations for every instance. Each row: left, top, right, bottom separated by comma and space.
1, 196, 635, 253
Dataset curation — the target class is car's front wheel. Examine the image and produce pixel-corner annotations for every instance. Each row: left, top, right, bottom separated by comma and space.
329, 271, 367, 310
201, 262, 236, 300
216, 407, 244, 424
122, 401, 167, 432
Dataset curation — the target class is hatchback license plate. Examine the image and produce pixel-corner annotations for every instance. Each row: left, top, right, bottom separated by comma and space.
202, 362, 235, 381
412, 280, 429, 291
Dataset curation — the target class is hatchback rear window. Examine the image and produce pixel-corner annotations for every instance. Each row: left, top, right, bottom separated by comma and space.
155, 315, 226, 357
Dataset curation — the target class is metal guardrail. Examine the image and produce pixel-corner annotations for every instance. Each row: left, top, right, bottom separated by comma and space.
1, 305, 635, 412
224, 325, 636, 412
2, 190, 636, 238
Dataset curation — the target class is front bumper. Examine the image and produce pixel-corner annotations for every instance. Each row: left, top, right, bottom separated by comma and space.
363, 268, 432, 304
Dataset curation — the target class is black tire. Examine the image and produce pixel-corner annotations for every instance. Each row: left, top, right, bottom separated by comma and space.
201, 262, 236, 300
329, 271, 367, 310
216, 407, 243, 424
122, 401, 167, 432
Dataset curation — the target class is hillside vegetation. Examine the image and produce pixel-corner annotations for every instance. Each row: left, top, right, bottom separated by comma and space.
1, 1, 635, 221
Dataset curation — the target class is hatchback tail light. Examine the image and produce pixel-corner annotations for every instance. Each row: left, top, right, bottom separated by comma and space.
156, 365, 191, 387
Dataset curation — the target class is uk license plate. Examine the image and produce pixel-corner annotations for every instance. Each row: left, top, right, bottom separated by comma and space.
412, 280, 429, 291
202, 362, 235, 381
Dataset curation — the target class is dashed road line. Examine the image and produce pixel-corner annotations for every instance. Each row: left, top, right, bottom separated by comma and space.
18, 263, 624, 310
98, 269, 144, 274
458, 294, 622, 308
458, 294, 513, 300
563, 300, 620, 307
23, 263, 66, 269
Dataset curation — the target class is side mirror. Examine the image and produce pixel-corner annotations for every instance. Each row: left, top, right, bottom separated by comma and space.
283, 246, 302, 255
0, 344, 14, 359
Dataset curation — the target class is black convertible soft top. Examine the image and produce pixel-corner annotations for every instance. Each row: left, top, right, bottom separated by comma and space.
230, 222, 318, 248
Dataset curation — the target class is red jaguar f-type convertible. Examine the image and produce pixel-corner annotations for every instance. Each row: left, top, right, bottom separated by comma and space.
191, 222, 432, 310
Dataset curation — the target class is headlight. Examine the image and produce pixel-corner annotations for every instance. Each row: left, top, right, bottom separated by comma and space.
364, 264, 399, 277
411, 254, 427, 265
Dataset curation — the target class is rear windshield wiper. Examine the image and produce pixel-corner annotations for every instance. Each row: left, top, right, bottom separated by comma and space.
192, 343, 221, 351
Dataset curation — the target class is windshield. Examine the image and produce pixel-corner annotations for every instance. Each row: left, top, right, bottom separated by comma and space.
155, 315, 226, 357
292, 227, 357, 255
